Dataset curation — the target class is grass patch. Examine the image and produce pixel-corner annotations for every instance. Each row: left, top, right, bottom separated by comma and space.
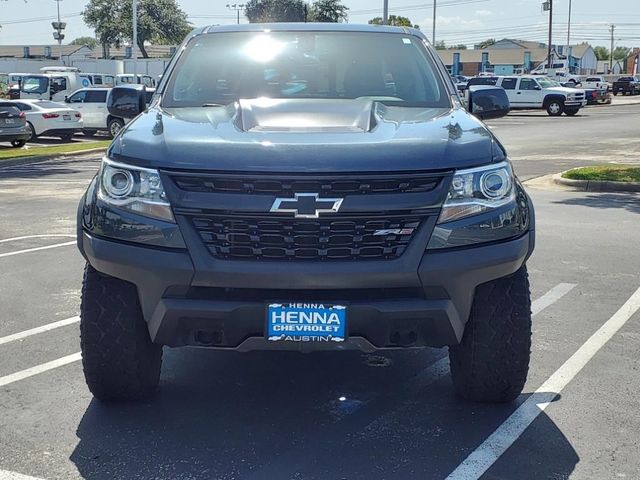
562, 165, 640, 183
0, 140, 111, 161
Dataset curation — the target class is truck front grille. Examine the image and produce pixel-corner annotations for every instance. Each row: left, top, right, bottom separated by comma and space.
189, 213, 424, 261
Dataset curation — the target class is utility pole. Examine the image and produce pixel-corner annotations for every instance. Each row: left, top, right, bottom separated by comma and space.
132, 0, 138, 83
226, 4, 245, 25
383, 0, 389, 24
609, 24, 615, 74
566, 0, 572, 72
432, 0, 437, 45
546, 0, 553, 72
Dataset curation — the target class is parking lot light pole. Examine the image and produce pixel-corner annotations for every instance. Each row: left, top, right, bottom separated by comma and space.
132, 0, 138, 83
432, 0, 437, 45
226, 4, 246, 25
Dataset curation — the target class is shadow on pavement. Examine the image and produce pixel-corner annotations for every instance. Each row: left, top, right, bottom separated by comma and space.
69, 348, 578, 480
554, 193, 640, 215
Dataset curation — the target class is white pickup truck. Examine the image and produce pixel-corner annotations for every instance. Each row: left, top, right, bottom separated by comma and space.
467, 75, 587, 116
581, 76, 610, 91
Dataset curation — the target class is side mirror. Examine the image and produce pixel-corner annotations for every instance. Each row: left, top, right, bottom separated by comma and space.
64, 96, 69, 103
107, 85, 146, 119
534, 85, 542, 90
467, 86, 510, 120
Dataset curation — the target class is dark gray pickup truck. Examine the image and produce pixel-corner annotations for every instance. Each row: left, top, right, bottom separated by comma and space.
612, 76, 640, 96
77, 23, 535, 404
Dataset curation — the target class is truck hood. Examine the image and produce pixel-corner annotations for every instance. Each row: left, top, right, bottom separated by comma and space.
109, 98, 504, 173
548, 86, 585, 95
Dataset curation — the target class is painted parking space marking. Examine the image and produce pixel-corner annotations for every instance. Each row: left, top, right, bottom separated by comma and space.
0, 234, 74, 244
0, 352, 81, 388
445, 286, 640, 480
0, 469, 45, 480
531, 283, 576, 315
0, 316, 79, 347
0, 241, 76, 259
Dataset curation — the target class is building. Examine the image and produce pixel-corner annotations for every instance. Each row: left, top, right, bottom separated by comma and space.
0, 45, 93, 63
437, 38, 598, 76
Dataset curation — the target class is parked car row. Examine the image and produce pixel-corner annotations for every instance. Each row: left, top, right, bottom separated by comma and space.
0, 85, 156, 147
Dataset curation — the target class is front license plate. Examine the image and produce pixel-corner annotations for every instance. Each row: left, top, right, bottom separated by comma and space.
267, 303, 346, 343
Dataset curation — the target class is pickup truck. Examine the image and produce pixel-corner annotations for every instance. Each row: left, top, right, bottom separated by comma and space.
468, 75, 587, 116
581, 76, 610, 91
612, 76, 640, 96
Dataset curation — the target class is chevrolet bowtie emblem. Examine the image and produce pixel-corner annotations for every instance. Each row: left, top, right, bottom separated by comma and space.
270, 193, 344, 219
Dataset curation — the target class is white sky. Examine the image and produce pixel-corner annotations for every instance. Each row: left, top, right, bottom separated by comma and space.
0, 0, 638, 48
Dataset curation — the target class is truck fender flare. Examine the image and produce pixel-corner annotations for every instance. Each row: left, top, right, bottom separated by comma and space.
543, 94, 565, 106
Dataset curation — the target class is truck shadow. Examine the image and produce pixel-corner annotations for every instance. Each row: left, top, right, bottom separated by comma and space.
70, 348, 578, 480
554, 193, 640, 215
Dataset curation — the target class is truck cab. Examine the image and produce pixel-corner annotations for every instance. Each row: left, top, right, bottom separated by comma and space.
17, 67, 87, 102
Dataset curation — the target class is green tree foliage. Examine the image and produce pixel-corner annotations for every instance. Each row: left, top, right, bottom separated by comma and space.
309, 0, 348, 23
83, 0, 191, 58
368, 15, 418, 28
613, 46, 631, 60
476, 38, 496, 49
449, 44, 468, 50
593, 46, 609, 61
434, 40, 446, 50
245, 0, 308, 23
69, 36, 99, 49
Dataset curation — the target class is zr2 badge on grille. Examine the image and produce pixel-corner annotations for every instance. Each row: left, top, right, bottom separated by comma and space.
267, 303, 347, 343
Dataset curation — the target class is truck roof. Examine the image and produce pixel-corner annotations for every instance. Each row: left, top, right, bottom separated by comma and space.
201, 22, 423, 38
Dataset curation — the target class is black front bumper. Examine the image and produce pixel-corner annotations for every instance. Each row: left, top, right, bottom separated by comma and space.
78, 229, 533, 352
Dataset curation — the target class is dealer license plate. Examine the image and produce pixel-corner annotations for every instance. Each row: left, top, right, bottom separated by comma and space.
267, 303, 346, 343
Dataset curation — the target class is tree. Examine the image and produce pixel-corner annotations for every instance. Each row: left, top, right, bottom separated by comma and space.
368, 15, 418, 28
70, 36, 99, 49
245, 0, 308, 23
448, 44, 467, 50
84, 0, 191, 58
434, 40, 446, 50
476, 38, 495, 49
120, 0, 191, 58
309, 0, 348, 23
594, 46, 609, 61
613, 46, 631, 60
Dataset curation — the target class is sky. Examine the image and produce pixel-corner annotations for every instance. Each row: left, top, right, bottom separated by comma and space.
0, 0, 638, 49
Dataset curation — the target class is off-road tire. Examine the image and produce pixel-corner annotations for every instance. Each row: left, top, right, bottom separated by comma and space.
80, 264, 162, 401
449, 265, 532, 403
545, 99, 564, 116
564, 108, 579, 116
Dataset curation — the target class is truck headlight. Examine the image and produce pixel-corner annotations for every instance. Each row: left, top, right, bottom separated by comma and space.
98, 157, 174, 222
438, 161, 515, 223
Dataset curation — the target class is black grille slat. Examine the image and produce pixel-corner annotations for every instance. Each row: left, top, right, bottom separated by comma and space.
191, 214, 424, 261
172, 175, 441, 195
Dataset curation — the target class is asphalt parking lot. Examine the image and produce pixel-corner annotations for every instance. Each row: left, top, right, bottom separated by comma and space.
0, 104, 639, 480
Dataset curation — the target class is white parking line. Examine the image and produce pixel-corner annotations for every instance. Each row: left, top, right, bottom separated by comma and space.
0, 353, 81, 388
0, 316, 80, 347
446, 286, 640, 480
0, 469, 46, 480
531, 283, 576, 315
0, 241, 76, 259
0, 234, 74, 244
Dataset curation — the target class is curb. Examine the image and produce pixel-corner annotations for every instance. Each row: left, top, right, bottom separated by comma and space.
0, 147, 107, 168
553, 172, 640, 193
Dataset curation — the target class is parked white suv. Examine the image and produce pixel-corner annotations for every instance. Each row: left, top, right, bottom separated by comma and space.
65, 88, 125, 138
467, 75, 587, 116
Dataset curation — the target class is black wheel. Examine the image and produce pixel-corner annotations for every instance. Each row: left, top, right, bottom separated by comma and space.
26, 122, 36, 141
564, 108, 579, 116
10, 139, 25, 148
545, 99, 564, 116
83, 129, 97, 137
613, 92, 618, 96
60, 134, 74, 142
449, 265, 532, 403
80, 264, 162, 401
107, 118, 125, 138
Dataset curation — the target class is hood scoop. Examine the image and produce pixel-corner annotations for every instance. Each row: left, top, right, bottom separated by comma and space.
236, 98, 377, 133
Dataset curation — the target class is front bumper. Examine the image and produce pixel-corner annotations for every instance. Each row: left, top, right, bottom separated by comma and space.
78, 229, 534, 352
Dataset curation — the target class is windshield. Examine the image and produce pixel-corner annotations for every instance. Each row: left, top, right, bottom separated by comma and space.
163, 31, 449, 108
21, 76, 49, 94
537, 77, 561, 88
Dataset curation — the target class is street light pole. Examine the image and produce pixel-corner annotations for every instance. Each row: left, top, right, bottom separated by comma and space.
55, 0, 62, 62
383, 0, 389, 25
546, 0, 553, 72
226, 4, 246, 25
132, 0, 138, 83
432, 0, 437, 45
566, 0, 572, 72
